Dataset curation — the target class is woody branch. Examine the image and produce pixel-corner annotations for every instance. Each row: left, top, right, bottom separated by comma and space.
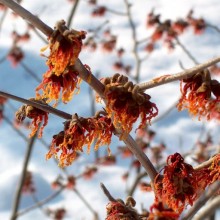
0, 0, 158, 182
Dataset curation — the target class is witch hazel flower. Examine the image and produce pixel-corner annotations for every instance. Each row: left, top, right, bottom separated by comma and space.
153, 153, 210, 215
106, 197, 144, 220
36, 20, 86, 106
177, 69, 220, 120
15, 98, 49, 138
46, 111, 114, 167
98, 73, 158, 136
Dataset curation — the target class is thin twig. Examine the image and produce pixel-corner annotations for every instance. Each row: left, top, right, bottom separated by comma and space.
10, 133, 37, 220
0, 55, 6, 63
100, 183, 116, 202
30, 25, 48, 44
138, 56, 220, 91
137, 36, 150, 45
16, 186, 64, 217
127, 172, 147, 197
20, 61, 42, 83
175, 37, 199, 65
193, 195, 220, 220
181, 181, 220, 220
206, 23, 220, 34
66, 0, 80, 28
194, 155, 217, 171
0, 91, 72, 119
3, 114, 28, 141
73, 188, 99, 219
124, 0, 141, 82
106, 8, 126, 16
152, 99, 178, 124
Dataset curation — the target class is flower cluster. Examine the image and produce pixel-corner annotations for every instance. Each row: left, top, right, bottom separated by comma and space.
96, 155, 116, 166
92, 6, 106, 17
209, 154, 220, 183
145, 9, 207, 52
46, 111, 114, 167
177, 70, 220, 120
7, 46, 24, 67
36, 68, 81, 106
154, 153, 211, 215
36, 20, 86, 105
22, 171, 35, 194
46, 208, 66, 220
106, 197, 144, 220
82, 166, 98, 180
15, 98, 49, 138
187, 10, 206, 34
99, 73, 158, 135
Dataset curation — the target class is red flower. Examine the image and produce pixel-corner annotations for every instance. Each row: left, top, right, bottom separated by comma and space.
101, 36, 117, 53
106, 197, 141, 220
66, 176, 76, 189
154, 153, 210, 214
96, 155, 116, 166
172, 19, 189, 34
209, 154, 220, 183
37, 20, 86, 105
100, 74, 158, 135
7, 46, 24, 67
22, 171, 35, 194
82, 166, 98, 180
187, 10, 206, 35
92, 6, 106, 17
15, 98, 49, 138
146, 10, 160, 28
36, 68, 81, 106
148, 202, 179, 219
46, 112, 114, 167
47, 208, 66, 220
139, 182, 152, 192
177, 70, 220, 120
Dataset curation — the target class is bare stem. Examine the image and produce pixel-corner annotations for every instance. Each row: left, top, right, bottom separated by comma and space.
100, 183, 116, 202
67, 0, 80, 28
73, 189, 99, 219
10, 134, 37, 220
206, 23, 220, 34
193, 195, 220, 220
106, 8, 126, 16
3, 114, 28, 141
29, 25, 48, 44
194, 154, 218, 171
124, 0, 141, 82
138, 56, 220, 91
16, 186, 64, 217
175, 37, 199, 65
20, 61, 42, 83
127, 172, 147, 197
0, 91, 72, 119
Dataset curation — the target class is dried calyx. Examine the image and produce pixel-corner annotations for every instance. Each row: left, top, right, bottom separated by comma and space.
100, 73, 158, 135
